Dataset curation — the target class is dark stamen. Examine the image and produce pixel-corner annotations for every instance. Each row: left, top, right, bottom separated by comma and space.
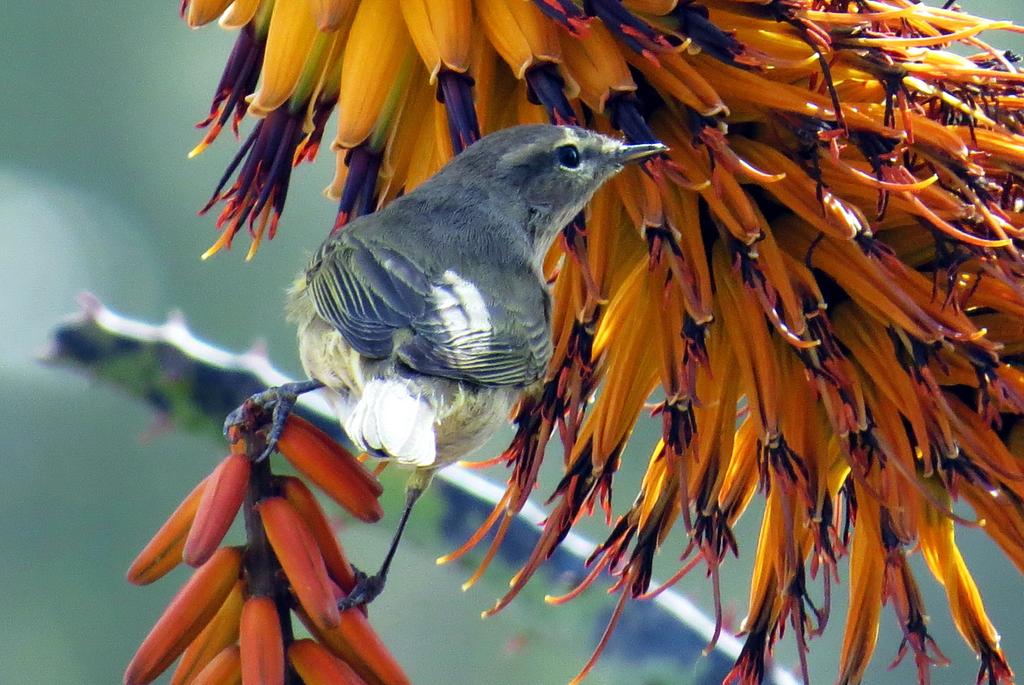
531, 0, 590, 36
585, 0, 672, 60
196, 25, 266, 144
669, 2, 742, 64
335, 145, 384, 229
525, 64, 578, 125
437, 71, 481, 154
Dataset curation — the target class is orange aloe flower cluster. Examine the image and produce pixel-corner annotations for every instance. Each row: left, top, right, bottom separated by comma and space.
124, 413, 408, 685
179, 0, 1024, 683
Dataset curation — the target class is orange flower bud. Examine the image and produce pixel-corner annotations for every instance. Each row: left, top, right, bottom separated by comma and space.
277, 415, 383, 523
239, 596, 285, 685
281, 476, 357, 591
125, 546, 243, 685
190, 645, 241, 685
127, 476, 209, 585
296, 608, 410, 685
184, 453, 252, 567
170, 580, 244, 685
259, 497, 341, 628
289, 638, 370, 685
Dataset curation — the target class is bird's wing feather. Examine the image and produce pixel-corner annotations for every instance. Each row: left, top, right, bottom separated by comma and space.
399, 272, 551, 386
397, 320, 548, 386
308, 232, 550, 387
308, 236, 431, 358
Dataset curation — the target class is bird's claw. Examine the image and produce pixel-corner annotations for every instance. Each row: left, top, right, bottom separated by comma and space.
259, 388, 299, 461
222, 402, 255, 437
337, 567, 387, 612
222, 379, 324, 461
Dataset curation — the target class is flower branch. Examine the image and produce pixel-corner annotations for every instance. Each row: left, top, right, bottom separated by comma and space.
120, 370, 402, 685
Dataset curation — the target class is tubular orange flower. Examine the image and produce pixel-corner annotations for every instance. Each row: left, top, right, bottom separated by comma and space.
289, 638, 370, 685
239, 595, 285, 685
220, 0, 261, 30
918, 481, 1012, 682
296, 606, 411, 685
189, 645, 242, 685
281, 475, 358, 591
125, 546, 243, 685
170, 580, 245, 685
276, 415, 384, 522
127, 475, 209, 586
837, 489, 883, 685
477, 0, 562, 80
259, 496, 341, 629
181, 1, 1024, 683
559, 20, 634, 113
184, 453, 251, 567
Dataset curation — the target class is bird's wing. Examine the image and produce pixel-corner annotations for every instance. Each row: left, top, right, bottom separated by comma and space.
307, 235, 432, 358
396, 269, 551, 387
307, 234, 550, 387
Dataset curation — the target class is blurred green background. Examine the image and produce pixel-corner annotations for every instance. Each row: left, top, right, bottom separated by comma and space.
3, 2, 1024, 684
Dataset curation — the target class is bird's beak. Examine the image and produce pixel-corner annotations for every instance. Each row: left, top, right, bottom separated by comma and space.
615, 141, 668, 164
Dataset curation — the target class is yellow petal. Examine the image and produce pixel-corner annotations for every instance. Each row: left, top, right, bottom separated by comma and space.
336, 0, 413, 148
559, 21, 634, 112
476, 0, 560, 79
307, 0, 356, 31
713, 242, 780, 438
918, 484, 1006, 662
400, 0, 471, 82
837, 492, 884, 685
377, 79, 434, 203
187, 0, 233, 28
219, 0, 261, 30
248, 0, 320, 117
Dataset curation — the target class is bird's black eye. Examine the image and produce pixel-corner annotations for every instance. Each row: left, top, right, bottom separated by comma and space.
556, 144, 580, 169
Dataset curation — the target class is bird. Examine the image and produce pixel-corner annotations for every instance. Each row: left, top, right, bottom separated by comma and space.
239, 124, 666, 609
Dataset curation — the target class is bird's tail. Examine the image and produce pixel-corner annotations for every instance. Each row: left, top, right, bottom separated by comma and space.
342, 379, 437, 467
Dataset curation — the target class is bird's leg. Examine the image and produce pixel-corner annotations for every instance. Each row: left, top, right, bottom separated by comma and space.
223, 378, 325, 461
338, 472, 431, 611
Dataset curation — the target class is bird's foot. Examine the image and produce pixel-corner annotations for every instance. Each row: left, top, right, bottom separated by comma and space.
223, 379, 325, 461
337, 567, 387, 611
336, 484, 424, 611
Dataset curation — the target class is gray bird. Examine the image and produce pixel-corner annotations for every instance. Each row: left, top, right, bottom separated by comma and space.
249, 124, 665, 608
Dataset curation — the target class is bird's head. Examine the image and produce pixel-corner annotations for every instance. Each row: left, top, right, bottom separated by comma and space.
439, 124, 667, 257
